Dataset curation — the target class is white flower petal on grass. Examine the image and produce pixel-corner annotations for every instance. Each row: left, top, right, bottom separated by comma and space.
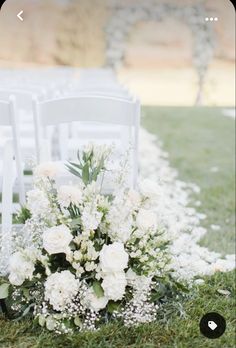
100, 242, 129, 273
43, 225, 73, 255
136, 209, 157, 231
44, 270, 79, 311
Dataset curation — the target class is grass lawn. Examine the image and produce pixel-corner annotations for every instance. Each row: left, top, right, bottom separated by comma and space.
0, 107, 235, 347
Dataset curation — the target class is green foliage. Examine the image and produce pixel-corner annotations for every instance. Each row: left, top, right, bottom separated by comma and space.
92, 281, 104, 298
66, 146, 108, 185
0, 271, 235, 348
0, 283, 9, 299
16, 206, 32, 224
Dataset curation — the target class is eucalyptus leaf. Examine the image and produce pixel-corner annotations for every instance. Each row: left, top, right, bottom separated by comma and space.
23, 288, 30, 300
69, 217, 81, 227
74, 316, 82, 327
107, 301, 120, 314
82, 163, 90, 184
0, 283, 10, 299
38, 314, 46, 327
92, 281, 104, 298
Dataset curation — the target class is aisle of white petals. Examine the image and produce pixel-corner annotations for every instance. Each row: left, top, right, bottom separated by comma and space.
139, 128, 235, 283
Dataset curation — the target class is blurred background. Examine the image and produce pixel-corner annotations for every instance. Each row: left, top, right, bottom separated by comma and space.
0, 0, 235, 106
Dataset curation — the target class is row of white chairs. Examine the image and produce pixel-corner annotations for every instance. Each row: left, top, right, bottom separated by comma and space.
0, 68, 140, 238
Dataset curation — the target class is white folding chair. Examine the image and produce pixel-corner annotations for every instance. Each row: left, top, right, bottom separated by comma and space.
0, 140, 15, 275
0, 89, 39, 164
0, 98, 25, 205
33, 96, 140, 187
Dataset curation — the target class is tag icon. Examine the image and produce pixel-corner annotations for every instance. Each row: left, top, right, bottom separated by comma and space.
200, 312, 226, 339
208, 321, 217, 331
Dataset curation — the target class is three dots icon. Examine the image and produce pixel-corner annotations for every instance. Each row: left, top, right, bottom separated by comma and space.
205, 17, 218, 22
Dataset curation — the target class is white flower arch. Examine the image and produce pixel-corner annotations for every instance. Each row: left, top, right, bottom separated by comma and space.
105, 2, 215, 104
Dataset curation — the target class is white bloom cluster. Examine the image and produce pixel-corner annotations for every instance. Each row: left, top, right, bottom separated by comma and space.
9, 248, 38, 286
44, 270, 79, 311
27, 189, 50, 217
6, 144, 171, 334
99, 242, 129, 301
57, 185, 83, 208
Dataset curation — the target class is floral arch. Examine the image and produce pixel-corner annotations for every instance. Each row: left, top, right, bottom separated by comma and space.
105, 2, 215, 104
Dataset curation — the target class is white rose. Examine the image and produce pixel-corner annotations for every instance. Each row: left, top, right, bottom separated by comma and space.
102, 272, 127, 301
43, 225, 73, 255
57, 185, 83, 208
45, 270, 79, 311
99, 242, 129, 273
9, 251, 35, 286
26, 189, 50, 216
136, 209, 157, 231
83, 287, 108, 312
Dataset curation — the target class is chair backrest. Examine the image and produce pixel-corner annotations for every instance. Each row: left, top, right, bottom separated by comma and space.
0, 98, 25, 204
0, 89, 34, 113
33, 95, 140, 186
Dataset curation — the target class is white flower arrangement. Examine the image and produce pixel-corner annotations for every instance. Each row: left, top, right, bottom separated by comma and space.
0, 144, 182, 334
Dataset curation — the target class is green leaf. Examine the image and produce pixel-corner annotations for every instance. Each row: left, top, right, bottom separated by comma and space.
0, 283, 10, 299
107, 301, 120, 313
74, 316, 82, 327
16, 206, 31, 224
65, 164, 82, 179
38, 314, 46, 327
69, 217, 81, 227
92, 281, 104, 298
23, 288, 30, 300
82, 163, 90, 184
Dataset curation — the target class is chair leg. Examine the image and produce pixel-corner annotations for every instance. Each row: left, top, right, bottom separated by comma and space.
1, 141, 15, 264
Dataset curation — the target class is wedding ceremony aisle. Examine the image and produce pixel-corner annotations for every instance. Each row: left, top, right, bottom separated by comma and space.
0, 0, 235, 346
0, 82, 235, 346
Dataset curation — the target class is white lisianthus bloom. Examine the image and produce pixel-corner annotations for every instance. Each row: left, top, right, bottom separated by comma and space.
81, 204, 102, 231
83, 287, 108, 312
43, 225, 73, 255
106, 196, 133, 243
9, 251, 35, 286
34, 162, 61, 179
136, 209, 157, 231
126, 268, 152, 290
57, 185, 83, 208
108, 220, 132, 243
26, 189, 50, 216
102, 272, 127, 301
44, 270, 79, 311
99, 242, 129, 273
